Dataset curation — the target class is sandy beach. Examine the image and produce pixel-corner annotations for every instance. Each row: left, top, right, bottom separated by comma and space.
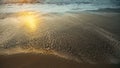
0, 53, 119, 68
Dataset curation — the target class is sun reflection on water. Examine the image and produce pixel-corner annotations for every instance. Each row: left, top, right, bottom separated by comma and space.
17, 11, 41, 32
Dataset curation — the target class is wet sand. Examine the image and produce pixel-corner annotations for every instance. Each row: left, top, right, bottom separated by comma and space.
0, 12, 120, 67
0, 53, 81, 68
0, 53, 119, 68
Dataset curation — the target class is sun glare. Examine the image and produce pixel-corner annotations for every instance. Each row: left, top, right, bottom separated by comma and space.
18, 11, 40, 32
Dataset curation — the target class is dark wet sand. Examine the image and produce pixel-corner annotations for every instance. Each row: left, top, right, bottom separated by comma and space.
0, 53, 80, 68
0, 53, 119, 68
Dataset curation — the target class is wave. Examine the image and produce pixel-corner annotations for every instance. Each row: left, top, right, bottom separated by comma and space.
0, 3, 120, 14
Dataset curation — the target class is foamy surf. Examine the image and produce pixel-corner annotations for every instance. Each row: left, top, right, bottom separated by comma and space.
0, 12, 120, 64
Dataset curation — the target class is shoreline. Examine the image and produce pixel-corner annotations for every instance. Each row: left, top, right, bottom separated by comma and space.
0, 53, 119, 68
0, 53, 81, 68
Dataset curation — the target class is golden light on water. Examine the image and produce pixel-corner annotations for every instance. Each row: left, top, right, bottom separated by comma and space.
21, 13, 37, 31
18, 11, 40, 32
19, 0, 32, 3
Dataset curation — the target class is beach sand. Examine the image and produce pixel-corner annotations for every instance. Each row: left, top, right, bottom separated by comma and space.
0, 53, 81, 68
0, 53, 118, 68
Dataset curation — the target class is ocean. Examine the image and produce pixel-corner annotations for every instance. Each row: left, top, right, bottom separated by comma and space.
0, 3, 120, 13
